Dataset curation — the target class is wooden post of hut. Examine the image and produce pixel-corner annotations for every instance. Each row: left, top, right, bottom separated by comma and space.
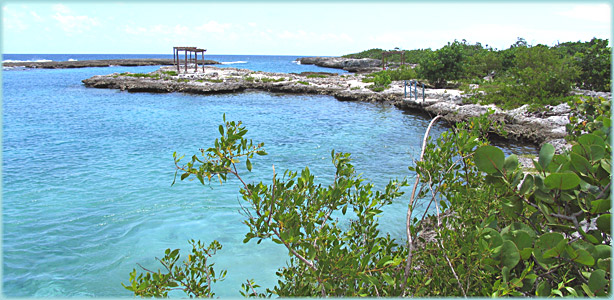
173, 47, 208, 74
382, 50, 405, 70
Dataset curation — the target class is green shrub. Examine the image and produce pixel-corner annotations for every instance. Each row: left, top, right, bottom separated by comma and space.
367, 65, 417, 82
120, 72, 160, 79
125, 111, 610, 297
417, 41, 465, 88
297, 81, 309, 85
162, 70, 178, 76
466, 45, 581, 109
260, 77, 285, 83
306, 74, 328, 78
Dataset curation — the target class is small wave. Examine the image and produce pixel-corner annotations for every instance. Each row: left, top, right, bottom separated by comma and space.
220, 61, 247, 65
68, 59, 78, 61
293, 60, 301, 65
2, 59, 53, 63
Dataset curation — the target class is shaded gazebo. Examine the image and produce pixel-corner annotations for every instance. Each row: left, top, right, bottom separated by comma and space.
382, 50, 405, 70
173, 46, 207, 73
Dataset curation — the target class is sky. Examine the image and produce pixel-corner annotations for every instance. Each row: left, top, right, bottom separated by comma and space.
1, 1, 612, 56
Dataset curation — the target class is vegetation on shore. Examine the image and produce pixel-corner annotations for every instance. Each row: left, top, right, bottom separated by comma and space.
124, 91, 610, 296
345, 38, 610, 110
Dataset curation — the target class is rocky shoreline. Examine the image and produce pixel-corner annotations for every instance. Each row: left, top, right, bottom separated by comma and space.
3, 58, 219, 69
296, 57, 381, 73
81, 64, 607, 153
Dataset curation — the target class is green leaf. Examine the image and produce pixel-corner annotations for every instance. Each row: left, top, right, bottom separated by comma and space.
591, 199, 611, 214
538, 143, 555, 170
544, 172, 581, 190
589, 145, 605, 160
382, 273, 395, 285
481, 228, 503, 250
578, 133, 606, 148
519, 174, 534, 195
569, 248, 595, 266
596, 214, 610, 233
570, 153, 592, 175
534, 232, 564, 266
474, 145, 505, 174
536, 280, 551, 297
219, 124, 224, 136
504, 154, 519, 171
502, 229, 533, 250
246, 159, 252, 172
543, 239, 567, 259
500, 240, 520, 269
597, 258, 611, 272
588, 269, 608, 296
594, 245, 612, 260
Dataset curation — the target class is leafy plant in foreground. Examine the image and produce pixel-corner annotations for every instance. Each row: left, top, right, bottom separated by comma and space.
125, 108, 610, 296
123, 240, 226, 297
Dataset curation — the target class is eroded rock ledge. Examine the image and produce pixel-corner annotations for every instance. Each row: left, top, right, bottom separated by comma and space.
82, 65, 601, 152
296, 57, 381, 73
3, 59, 219, 69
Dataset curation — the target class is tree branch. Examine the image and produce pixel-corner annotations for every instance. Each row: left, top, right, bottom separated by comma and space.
402, 115, 441, 294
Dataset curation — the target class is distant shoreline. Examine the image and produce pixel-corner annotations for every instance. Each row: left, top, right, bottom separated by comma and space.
2, 58, 220, 69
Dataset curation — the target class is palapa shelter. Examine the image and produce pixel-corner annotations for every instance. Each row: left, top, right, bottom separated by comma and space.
173, 46, 207, 73
382, 50, 405, 70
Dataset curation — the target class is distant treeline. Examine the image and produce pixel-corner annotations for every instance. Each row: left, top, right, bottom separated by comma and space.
344, 38, 611, 109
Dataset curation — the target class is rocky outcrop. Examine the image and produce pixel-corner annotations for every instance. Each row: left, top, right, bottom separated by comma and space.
83, 65, 586, 152
3, 59, 219, 69
296, 57, 381, 72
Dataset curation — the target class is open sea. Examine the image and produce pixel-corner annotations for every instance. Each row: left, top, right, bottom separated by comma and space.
2, 54, 537, 297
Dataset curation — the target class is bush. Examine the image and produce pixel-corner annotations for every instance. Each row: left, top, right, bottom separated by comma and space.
417, 41, 465, 88
125, 109, 610, 297
466, 45, 581, 109
574, 38, 611, 92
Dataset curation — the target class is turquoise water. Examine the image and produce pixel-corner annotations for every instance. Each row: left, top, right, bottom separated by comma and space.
2, 57, 536, 297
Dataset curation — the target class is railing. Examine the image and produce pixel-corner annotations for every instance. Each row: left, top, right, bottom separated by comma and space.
404, 80, 425, 102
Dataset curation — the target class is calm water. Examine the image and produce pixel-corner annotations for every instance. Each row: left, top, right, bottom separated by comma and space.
3, 54, 348, 74
2, 55, 536, 297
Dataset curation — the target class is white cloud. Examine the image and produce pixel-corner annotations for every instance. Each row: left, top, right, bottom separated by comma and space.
125, 21, 231, 38
275, 29, 353, 43
29, 11, 43, 21
195, 20, 232, 33
52, 4, 71, 15
557, 4, 611, 23
3, 6, 29, 31
51, 4, 100, 33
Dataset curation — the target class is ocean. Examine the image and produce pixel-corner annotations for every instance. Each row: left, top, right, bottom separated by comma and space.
2, 54, 536, 297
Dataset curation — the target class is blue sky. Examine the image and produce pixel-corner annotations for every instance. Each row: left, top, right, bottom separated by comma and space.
2, 1, 612, 55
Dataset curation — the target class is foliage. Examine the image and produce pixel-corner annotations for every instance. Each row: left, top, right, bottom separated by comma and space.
566, 96, 611, 142
416, 40, 465, 88
296, 81, 309, 85
161, 70, 178, 76
464, 44, 581, 109
406, 106, 611, 296
341, 48, 384, 59
118, 72, 161, 79
367, 65, 417, 82
260, 77, 286, 83
342, 48, 432, 64
126, 109, 610, 297
306, 74, 328, 78
123, 240, 226, 297
363, 72, 391, 92
572, 38, 611, 92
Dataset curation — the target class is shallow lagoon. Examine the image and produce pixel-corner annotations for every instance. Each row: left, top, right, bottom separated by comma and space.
2, 56, 536, 297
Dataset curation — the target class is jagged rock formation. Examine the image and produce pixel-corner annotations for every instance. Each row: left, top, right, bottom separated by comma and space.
82, 66, 598, 152
296, 57, 381, 72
